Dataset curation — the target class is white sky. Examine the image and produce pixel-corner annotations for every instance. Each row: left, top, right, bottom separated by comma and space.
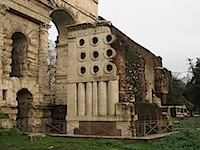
98, 0, 200, 75
49, 0, 200, 75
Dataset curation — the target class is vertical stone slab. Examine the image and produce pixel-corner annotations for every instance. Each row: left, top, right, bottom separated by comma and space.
86, 82, 92, 116
67, 83, 77, 116
78, 82, 85, 116
108, 80, 119, 115
92, 81, 98, 115
98, 81, 107, 115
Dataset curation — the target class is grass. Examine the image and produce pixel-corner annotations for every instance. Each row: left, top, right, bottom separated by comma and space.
173, 116, 200, 129
1, 117, 200, 150
1, 129, 200, 150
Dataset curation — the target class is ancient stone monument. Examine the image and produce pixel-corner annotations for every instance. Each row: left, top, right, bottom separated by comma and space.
0, 0, 171, 137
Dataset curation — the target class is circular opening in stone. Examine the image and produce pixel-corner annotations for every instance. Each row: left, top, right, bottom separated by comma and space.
93, 66, 99, 73
106, 35, 112, 43
79, 39, 85, 46
80, 67, 86, 74
93, 51, 99, 59
107, 49, 113, 57
92, 37, 98, 45
107, 64, 113, 72
80, 52, 86, 59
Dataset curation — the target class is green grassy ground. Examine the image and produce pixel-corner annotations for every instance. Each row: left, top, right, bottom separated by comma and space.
1, 128, 200, 150
1, 117, 200, 150
173, 116, 200, 129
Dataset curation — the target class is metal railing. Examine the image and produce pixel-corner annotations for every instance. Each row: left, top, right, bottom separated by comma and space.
46, 121, 67, 134
135, 120, 172, 137
46, 120, 173, 137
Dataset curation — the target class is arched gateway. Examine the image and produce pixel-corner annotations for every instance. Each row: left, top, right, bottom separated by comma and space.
0, 0, 171, 137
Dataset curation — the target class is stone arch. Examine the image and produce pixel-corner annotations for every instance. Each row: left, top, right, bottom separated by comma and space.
50, 9, 75, 44
11, 77, 41, 104
10, 32, 28, 77
16, 88, 33, 132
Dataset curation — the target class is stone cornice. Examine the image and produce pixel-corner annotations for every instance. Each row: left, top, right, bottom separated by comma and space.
66, 20, 112, 32
1, 0, 50, 24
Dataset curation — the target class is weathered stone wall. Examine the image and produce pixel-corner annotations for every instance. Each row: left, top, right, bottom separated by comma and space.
0, 0, 99, 132
110, 26, 169, 104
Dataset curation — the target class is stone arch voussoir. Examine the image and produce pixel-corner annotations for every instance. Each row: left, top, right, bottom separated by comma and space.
11, 77, 40, 102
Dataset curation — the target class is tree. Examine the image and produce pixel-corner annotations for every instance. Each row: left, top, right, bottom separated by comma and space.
167, 74, 193, 110
185, 58, 200, 110
48, 40, 57, 93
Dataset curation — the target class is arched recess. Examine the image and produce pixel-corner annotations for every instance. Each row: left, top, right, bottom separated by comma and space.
16, 88, 33, 132
10, 32, 28, 78
50, 10, 75, 44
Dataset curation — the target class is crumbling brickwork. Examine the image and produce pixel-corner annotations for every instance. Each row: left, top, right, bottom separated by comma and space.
110, 26, 169, 104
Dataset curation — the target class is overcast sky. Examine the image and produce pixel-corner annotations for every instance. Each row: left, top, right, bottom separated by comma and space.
98, 0, 200, 75
49, 0, 200, 76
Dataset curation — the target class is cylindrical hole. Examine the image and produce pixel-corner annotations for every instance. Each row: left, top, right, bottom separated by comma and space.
81, 67, 86, 74
93, 51, 99, 59
107, 64, 113, 72
106, 35, 112, 43
107, 49, 113, 57
93, 66, 99, 73
79, 39, 85, 46
92, 37, 98, 44
81, 52, 86, 59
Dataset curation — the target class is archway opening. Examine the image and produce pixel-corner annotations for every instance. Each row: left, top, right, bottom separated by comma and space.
50, 10, 75, 44
48, 21, 57, 92
16, 89, 33, 132
10, 32, 28, 77
49, 10, 75, 132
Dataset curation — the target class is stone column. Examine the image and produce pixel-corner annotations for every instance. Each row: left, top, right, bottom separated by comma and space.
108, 80, 119, 115
86, 82, 92, 116
98, 81, 107, 115
67, 83, 77, 116
78, 83, 85, 116
92, 82, 98, 115
38, 23, 51, 97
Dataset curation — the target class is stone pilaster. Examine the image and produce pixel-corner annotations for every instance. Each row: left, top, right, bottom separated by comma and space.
92, 81, 98, 115
86, 82, 92, 116
0, 4, 8, 100
108, 80, 119, 115
77, 83, 85, 115
98, 81, 107, 115
38, 23, 51, 98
